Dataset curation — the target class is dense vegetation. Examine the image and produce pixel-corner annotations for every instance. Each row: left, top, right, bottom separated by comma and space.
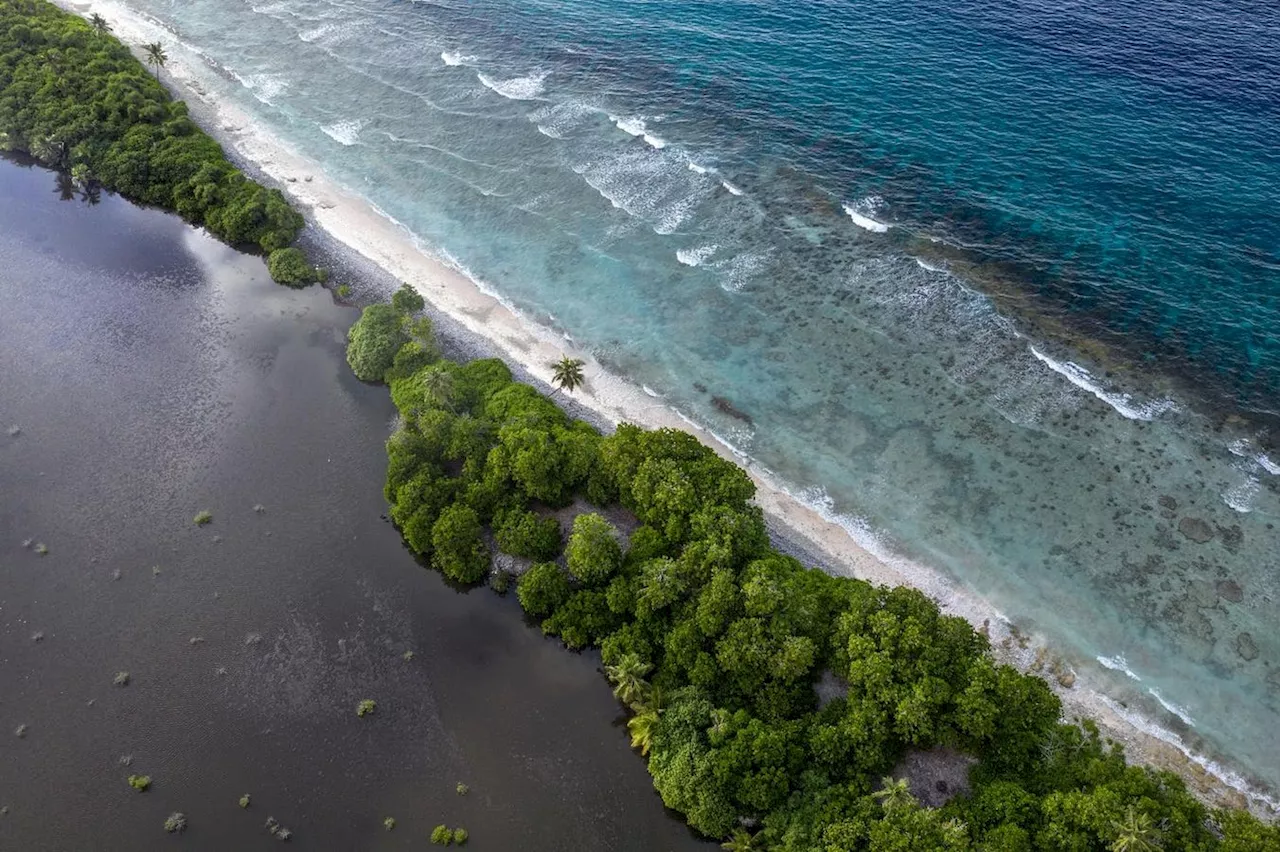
0, 0, 304, 262
353, 290, 1279, 851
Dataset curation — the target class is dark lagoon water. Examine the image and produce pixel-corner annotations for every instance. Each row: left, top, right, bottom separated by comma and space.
79, 0, 1280, 798
0, 158, 712, 850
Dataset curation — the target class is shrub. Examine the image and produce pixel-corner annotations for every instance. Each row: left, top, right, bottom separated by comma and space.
267, 247, 315, 287
452, 827, 468, 844
455, 782, 469, 795
128, 775, 151, 792
565, 513, 622, 586
516, 562, 572, 618
494, 509, 562, 560
391, 283, 425, 315
193, 509, 212, 525
431, 824, 452, 845
356, 699, 377, 717
336, 284, 352, 298
346, 304, 408, 382
164, 812, 186, 833
431, 504, 489, 583
383, 817, 396, 831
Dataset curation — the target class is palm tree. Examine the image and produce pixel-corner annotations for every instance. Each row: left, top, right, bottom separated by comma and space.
53, 171, 75, 201
29, 135, 63, 167
71, 163, 91, 189
144, 42, 168, 73
871, 776, 915, 813
90, 13, 111, 36
1110, 806, 1160, 852
550, 356, 585, 395
627, 709, 659, 756
721, 828, 764, 852
420, 365, 455, 412
604, 653, 651, 708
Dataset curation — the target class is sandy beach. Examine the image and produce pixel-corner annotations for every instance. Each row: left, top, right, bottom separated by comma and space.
61, 0, 1278, 817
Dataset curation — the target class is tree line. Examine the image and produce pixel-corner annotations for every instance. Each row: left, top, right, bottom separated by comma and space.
0, 0, 317, 283
351, 288, 1279, 851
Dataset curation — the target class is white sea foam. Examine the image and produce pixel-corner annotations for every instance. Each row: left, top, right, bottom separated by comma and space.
1096, 654, 1142, 681
1029, 347, 1177, 421
1228, 439, 1280, 476
1223, 477, 1259, 513
440, 51, 476, 67
642, 385, 661, 398
477, 71, 547, 100
676, 244, 719, 267
228, 71, 290, 105
298, 23, 340, 43
686, 161, 711, 174
842, 202, 889, 233
720, 179, 743, 196
321, 119, 365, 146
609, 115, 667, 149
915, 258, 946, 273
1148, 688, 1197, 727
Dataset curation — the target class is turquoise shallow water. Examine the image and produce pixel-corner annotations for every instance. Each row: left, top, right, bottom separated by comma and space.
90, 0, 1279, 795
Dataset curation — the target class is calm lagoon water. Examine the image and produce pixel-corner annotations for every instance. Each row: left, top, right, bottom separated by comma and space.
55, 0, 1280, 797
0, 158, 712, 850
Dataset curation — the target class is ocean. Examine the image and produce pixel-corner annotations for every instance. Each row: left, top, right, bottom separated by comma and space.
82, 0, 1279, 800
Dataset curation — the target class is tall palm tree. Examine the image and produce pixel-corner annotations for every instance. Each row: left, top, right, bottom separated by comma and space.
29, 135, 63, 167
1110, 807, 1160, 852
721, 828, 764, 852
627, 709, 659, 756
604, 653, 651, 708
420, 365, 455, 412
550, 356, 585, 395
71, 163, 91, 189
90, 13, 111, 36
871, 776, 915, 813
144, 42, 168, 73
53, 171, 75, 201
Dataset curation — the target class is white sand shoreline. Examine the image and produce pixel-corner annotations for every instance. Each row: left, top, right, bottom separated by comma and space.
61, 0, 1277, 817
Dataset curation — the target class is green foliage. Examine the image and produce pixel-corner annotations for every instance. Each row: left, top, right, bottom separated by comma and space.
455, 782, 469, 795
356, 698, 376, 717
430, 825, 452, 845
239, 794, 251, 809
453, 828, 469, 844
128, 774, 151, 791
391, 283, 425, 315
0, 2, 303, 252
516, 561, 572, 618
369, 305, 1271, 850
431, 504, 490, 583
193, 509, 212, 525
336, 284, 352, 298
163, 812, 186, 833
565, 512, 622, 585
346, 304, 409, 382
494, 508, 562, 560
267, 247, 315, 286
383, 816, 395, 831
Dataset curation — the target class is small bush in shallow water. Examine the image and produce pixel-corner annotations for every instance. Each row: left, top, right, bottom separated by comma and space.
239, 794, 251, 809
164, 812, 186, 833
267, 247, 317, 287
356, 699, 377, 717
455, 782, 469, 796
452, 828, 468, 845
34, 543, 48, 556
383, 817, 395, 831
113, 671, 130, 686
128, 775, 151, 792
193, 510, 213, 526
430, 825, 452, 845
336, 284, 352, 299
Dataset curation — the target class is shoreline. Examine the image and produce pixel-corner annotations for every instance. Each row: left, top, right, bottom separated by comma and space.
63, 0, 1277, 818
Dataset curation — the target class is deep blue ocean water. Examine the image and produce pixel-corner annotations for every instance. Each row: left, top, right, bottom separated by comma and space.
91, 0, 1279, 797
